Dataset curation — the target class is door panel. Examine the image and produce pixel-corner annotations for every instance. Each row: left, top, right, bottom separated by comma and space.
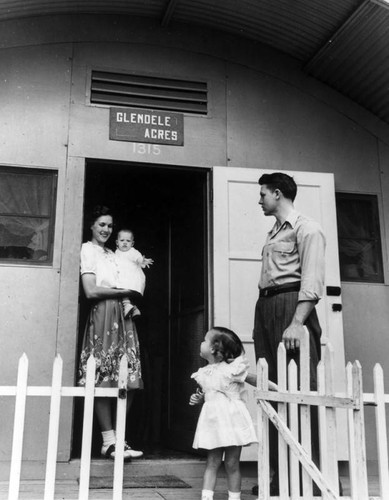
165, 170, 208, 452
213, 167, 347, 460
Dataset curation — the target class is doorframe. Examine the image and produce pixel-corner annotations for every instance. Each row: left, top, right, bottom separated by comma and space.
56, 155, 86, 461
64, 158, 214, 457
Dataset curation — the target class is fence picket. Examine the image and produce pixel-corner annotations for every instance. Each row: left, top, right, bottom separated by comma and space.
8, 353, 29, 500
346, 362, 358, 500
277, 344, 289, 499
299, 327, 313, 497
112, 355, 128, 500
323, 344, 339, 496
373, 363, 389, 500
352, 361, 369, 500
78, 355, 96, 500
44, 355, 63, 500
257, 358, 270, 500
317, 360, 328, 497
288, 360, 299, 500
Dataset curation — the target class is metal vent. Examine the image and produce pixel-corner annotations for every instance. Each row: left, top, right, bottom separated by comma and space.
91, 71, 208, 115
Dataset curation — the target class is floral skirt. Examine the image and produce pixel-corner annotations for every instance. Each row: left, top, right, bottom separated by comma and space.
78, 299, 142, 389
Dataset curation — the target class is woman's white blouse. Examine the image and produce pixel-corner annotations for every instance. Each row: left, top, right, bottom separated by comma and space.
80, 241, 119, 288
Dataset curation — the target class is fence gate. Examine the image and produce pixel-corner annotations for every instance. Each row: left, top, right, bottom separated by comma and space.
255, 329, 389, 499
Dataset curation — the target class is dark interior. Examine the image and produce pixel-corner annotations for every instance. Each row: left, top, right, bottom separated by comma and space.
72, 160, 209, 458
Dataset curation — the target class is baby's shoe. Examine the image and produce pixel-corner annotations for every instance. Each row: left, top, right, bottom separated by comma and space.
131, 306, 141, 318
123, 303, 134, 319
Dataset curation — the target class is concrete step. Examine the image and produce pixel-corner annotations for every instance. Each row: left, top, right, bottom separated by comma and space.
61, 458, 208, 480
0, 457, 208, 482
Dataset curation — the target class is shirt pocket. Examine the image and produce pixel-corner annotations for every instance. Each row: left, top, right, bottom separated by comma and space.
272, 241, 295, 257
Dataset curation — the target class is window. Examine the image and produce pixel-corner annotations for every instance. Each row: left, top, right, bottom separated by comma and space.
0, 167, 57, 264
336, 193, 383, 283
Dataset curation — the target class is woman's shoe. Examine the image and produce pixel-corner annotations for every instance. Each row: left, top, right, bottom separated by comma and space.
101, 442, 143, 460
101, 443, 130, 461
101, 443, 133, 461
124, 442, 143, 458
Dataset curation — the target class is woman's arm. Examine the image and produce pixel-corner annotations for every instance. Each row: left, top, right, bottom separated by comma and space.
81, 273, 135, 300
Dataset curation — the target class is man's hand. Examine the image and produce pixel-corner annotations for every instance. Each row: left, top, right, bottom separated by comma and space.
282, 321, 305, 351
283, 300, 316, 351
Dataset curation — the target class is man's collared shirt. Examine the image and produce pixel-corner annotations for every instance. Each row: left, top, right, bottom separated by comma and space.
259, 210, 326, 302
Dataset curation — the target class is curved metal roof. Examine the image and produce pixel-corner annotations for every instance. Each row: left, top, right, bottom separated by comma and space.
1, 0, 388, 126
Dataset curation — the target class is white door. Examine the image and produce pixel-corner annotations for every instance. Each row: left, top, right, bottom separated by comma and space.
213, 167, 346, 460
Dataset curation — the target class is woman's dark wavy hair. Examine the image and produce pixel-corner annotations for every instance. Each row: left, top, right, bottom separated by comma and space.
87, 205, 114, 228
209, 326, 244, 362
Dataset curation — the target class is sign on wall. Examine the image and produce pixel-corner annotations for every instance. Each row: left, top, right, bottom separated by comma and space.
109, 107, 184, 146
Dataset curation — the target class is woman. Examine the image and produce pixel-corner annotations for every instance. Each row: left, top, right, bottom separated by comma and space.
77, 205, 143, 460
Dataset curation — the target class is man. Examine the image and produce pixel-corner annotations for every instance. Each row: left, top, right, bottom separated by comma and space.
252, 172, 325, 496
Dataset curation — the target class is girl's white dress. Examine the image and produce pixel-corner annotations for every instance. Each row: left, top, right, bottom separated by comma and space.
191, 355, 257, 450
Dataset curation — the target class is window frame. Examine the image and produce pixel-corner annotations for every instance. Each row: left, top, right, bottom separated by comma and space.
335, 192, 384, 284
0, 166, 58, 266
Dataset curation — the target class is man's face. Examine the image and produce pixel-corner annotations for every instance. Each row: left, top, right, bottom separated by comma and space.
258, 185, 278, 216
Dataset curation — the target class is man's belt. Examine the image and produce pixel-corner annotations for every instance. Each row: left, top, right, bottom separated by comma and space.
259, 281, 301, 298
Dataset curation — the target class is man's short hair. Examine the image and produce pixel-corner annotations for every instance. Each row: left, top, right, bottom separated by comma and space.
258, 172, 297, 201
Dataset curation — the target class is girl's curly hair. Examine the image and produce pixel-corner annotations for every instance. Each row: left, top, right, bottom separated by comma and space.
209, 326, 244, 362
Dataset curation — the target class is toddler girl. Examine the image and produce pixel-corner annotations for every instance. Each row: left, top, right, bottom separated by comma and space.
189, 326, 269, 500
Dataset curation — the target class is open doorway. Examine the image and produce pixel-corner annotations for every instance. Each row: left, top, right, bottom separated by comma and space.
72, 160, 209, 458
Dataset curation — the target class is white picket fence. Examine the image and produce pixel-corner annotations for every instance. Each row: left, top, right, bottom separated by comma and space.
255, 330, 389, 500
1, 354, 129, 500
2, 337, 389, 499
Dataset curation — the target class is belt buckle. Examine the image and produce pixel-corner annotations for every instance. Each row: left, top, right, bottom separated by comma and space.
262, 289, 269, 297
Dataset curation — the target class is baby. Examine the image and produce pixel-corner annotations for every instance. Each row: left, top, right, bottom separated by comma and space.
115, 229, 153, 318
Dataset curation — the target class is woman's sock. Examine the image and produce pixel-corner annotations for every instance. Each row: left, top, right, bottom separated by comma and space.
228, 491, 241, 500
101, 429, 115, 454
201, 489, 214, 500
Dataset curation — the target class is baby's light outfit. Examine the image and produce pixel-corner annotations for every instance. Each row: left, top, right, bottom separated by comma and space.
115, 247, 146, 294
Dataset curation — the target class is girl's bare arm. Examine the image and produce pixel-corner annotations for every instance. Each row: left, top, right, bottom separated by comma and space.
245, 372, 278, 391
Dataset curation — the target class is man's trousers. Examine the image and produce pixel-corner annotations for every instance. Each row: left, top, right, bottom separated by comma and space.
253, 290, 322, 482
